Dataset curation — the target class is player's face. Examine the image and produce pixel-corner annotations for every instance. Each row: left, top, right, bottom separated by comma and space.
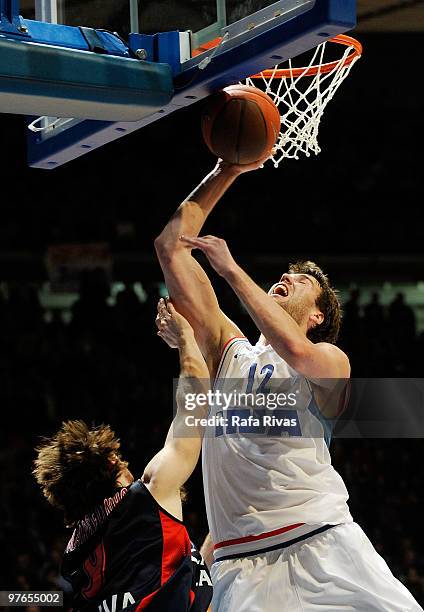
269, 273, 322, 326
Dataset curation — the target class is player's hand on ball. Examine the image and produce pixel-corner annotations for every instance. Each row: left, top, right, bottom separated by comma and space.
216, 153, 272, 176
180, 235, 237, 278
156, 298, 194, 349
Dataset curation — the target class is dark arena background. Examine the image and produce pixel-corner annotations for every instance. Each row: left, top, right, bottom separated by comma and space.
1, 4, 424, 609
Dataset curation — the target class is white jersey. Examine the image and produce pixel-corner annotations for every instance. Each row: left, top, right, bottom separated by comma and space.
202, 337, 352, 561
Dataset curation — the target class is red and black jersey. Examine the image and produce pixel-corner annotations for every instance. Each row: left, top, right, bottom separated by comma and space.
62, 480, 212, 611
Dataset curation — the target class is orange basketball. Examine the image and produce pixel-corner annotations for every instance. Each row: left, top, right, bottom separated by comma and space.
201, 85, 280, 164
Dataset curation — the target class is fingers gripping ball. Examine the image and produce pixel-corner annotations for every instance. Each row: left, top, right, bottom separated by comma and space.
201, 85, 280, 164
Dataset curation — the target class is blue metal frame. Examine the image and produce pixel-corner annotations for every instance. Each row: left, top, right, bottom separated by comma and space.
18, 0, 356, 168
0, 0, 27, 34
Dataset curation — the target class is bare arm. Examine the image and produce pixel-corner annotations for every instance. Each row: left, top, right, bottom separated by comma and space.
154, 160, 265, 375
143, 300, 210, 519
180, 236, 350, 380
199, 533, 214, 570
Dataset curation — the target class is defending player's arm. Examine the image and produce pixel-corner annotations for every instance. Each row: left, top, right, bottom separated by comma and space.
154, 159, 265, 375
142, 299, 210, 519
181, 236, 350, 380
199, 533, 214, 571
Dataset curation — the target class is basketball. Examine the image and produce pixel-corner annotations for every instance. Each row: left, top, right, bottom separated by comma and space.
201, 85, 281, 165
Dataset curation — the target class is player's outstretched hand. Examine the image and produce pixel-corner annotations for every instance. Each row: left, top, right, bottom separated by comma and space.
156, 298, 194, 349
215, 149, 274, 176
179, 234, 237, 279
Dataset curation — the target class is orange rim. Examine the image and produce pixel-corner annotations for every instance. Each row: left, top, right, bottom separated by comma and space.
192, 37, 223, 57
249, 34, 362, 79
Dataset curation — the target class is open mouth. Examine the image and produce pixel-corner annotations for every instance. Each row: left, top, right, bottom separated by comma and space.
271, 283, 289, 298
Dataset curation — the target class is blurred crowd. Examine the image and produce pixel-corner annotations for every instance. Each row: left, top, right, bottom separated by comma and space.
1, 273, 423, 607
339, 288, 421, 376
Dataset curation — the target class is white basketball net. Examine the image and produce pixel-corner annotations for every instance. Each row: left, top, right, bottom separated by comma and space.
245, 37, 362, 166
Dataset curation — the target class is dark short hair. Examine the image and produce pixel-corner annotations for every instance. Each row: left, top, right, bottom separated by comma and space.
288, 260, 341, 344
33, 420, 127, 524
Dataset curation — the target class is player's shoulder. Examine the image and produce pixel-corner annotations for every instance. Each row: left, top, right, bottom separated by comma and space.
315, 341, 349, 360
315, 342, 351, 376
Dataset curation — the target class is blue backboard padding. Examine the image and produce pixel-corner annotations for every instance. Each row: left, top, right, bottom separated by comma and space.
20, 19, 89, 50
27, 0, 356, 168
1, 18, 131, 56
18, 19, 131, 55
0, 36, 173, 120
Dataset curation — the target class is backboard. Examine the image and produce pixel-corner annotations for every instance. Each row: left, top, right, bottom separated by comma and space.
8, 0, 357, 167
20, 1, 319, 49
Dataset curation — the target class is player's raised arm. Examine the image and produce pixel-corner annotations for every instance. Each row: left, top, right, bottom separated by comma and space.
181, 235, 350, 381
154, 159, 264, 375
142, 299, 210, 519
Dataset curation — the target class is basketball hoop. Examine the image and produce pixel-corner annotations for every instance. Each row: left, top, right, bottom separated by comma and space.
246, 35, 362, 165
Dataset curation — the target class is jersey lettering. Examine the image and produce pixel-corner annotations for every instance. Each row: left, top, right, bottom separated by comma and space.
97, 592, 135, 612
197, 569, 213, 587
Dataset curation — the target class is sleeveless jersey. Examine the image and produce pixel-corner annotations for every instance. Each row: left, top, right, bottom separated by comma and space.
202, 337, 352, 561
62, 480, 212, 611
